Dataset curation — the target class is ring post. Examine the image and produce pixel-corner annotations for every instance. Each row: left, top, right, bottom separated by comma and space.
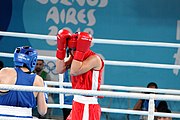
59, 74, 64, 107
148, 94, 155, 120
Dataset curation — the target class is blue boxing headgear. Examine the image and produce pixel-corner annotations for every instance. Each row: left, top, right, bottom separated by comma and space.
13, 46, 37, 72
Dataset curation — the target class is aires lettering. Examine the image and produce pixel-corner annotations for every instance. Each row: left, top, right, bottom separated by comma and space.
46, 7, 96, 26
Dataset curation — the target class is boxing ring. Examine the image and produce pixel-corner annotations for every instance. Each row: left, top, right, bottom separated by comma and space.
0, 31, 180, 120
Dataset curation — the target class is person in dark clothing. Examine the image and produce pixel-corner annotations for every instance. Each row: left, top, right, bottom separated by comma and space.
0, 61, 4, 70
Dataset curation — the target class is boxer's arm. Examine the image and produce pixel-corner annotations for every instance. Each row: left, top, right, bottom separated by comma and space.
56, 59, 66, 74
0, 68, 7, 84
56, 55, 73, 74
34, 76, 47, 116
70, 55, 102, 76
0, 68, 16, 92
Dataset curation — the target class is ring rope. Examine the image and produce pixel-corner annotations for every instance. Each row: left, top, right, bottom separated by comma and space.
0, 31, 180, 48
1, 84, 180, 118
0, 52, 180, 69
0, 31, 56, 40
48, 104, 180, 118
0, 84, 180, 101
45, 81, 180, 95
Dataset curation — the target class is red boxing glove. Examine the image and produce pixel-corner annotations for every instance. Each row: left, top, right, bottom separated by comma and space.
74, 32, 92, 61
56, 29, 72, 60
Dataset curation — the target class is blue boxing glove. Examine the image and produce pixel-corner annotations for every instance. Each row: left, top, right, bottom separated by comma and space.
44, 82, 48, 103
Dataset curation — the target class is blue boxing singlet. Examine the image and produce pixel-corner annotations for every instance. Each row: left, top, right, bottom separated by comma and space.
0, 67, 37, 118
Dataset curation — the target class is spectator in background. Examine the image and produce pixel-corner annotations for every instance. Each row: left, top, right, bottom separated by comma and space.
62, 70, 73, 120
157, 108, 172, 120
33, 59, 53, 119
133, 82, 160, 120
0, 60, 4, 70
34, 59, 51, 81
157, 101, 168, 112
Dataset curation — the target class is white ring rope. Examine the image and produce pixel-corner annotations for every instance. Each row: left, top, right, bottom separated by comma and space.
0, 84, 180, 102
0, 84, 180, 118
48, 104, 180, 118
104, 60, 180, 69
45, 81, 180, 95
0, 31, 180, 48
0, 31, 56, 40
1, 52, 180, 69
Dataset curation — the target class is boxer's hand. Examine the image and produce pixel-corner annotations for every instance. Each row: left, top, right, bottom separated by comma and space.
74, 32, 92, 61
56, 29, 72, 60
